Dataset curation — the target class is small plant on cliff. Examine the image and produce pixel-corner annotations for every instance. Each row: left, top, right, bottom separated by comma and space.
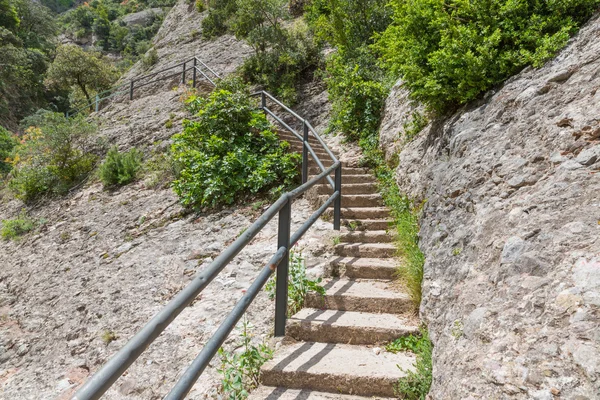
171, 83, 300, 209
8, 113, 97, 202
387, 328, 432, 400
265, 250, 324, 315
99, 146, 144, 188
0, 127, 18, 175
1, 209, 37, 240
217, 317, 273, 399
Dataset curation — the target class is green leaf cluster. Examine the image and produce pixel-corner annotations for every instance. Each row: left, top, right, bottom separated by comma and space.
1, 209, 37, 240
0, 126, 18, 174
265, 250, 325, 315
387, 328, 433, 400
171, 85, 300, 209
217, 318, 273, 399
8, 112, 97, 202
376, 0, 600, 112
99, 146, 143, 187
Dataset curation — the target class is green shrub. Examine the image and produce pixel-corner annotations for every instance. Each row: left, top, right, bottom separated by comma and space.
9, 113, 97, 202
195, 0, 205, 12
1, 209, 37, 240
376, 0, 600, 112
217, 317, 272, 399
0, 126, 17, 174
201, 0, 236, 38
324, 49, 389, 142
389, 328, 433, 400
265, 250, 324, 315
171, 84, 300, 209
142, 48, 158, 69
99, 146, 143, 188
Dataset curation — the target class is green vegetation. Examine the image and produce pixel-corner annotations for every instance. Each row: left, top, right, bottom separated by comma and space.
217, 317, 273, 399
171, 82, 300, 209
0, 0, 60, 128
1, 209, 37, 240
99, 146, 143, 187
8, 112, 97, 202
0, 126, 18, 174
59, 0, 173, 64
387, 329, 433, 400
376, 0, 600, 112
45, 44, 119, 111
100, 329, 118, 344
202, 0, 321, 103
265, 250, 325, 315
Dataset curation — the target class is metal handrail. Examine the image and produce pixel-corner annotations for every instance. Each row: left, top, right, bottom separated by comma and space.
72, 58, 342, 400
66, 56, 219, 118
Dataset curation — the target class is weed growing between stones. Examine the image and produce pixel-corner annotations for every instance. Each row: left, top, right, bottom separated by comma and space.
0, 209, 39, 240
265, 250, 324, 316
100, 330, 118, 345
386, 328, 432, 400
217, 317, 273, 399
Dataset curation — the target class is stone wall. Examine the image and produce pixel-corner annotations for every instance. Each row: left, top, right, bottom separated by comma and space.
380, 14, 600, 400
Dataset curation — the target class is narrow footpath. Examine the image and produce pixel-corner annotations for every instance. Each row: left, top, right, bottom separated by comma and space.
248, 133, 419, 398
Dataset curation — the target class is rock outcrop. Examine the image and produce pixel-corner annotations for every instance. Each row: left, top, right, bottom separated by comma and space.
380, 14, 600, 400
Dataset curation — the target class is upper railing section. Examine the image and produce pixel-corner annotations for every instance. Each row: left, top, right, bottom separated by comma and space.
66, 56, 220, 117
72, 58, 341, 400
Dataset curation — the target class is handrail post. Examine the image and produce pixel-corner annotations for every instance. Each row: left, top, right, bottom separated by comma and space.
334, 164, 342, 230
261, 91, 266, 110
129, 80, 134, 101
182, 62, 186, 84
274, 196, 291, 337
95, 95, 100, 112
192, 58, 197, 88
302, 120, 309, 184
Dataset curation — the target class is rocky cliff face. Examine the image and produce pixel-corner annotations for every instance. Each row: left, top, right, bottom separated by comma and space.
380, 14, 600, 400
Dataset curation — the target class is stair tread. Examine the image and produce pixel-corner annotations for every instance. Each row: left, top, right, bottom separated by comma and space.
331, 257, 397, 268
260, 342, 415, 396
290, 308, 418, 332
319, 278, 409, 300
335, 242, 396, 250
249, 386, 395, 399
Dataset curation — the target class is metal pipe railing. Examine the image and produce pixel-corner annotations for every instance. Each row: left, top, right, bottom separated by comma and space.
72, 57, 342, 400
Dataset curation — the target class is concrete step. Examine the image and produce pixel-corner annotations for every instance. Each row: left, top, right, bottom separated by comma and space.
324, 207, 390, 220
249, 386, 395, 399
315, 183, 379, 195
310, 166, 370, 175
319, 194, 384, 208
259, 342, 416, 397
279, 133, 321, 144
306, 279, 412, 314
330, 257, 397, 280
287, 308, 419, 345
341, 219, 394, 231
334, 242, 396, 258
338, 230, 393, 243
311, 175, 375, 185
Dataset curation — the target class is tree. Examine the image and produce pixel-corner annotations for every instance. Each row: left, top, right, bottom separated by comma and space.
45, 44, 118, 111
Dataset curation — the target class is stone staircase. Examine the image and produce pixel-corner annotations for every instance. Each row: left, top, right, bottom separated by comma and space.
247, 133, 419, 399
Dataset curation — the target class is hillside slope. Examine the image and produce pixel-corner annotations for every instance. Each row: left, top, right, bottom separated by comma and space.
0, 3, 340, 399
380, 14, 600, 400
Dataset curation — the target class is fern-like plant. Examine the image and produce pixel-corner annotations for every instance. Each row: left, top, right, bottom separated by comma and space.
99, 146, 143, 187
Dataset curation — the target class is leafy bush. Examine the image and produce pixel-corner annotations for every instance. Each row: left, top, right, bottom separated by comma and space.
265, 250, 325, 315
1, 209, 37, 240
387, 328, 432, 400
0, 126, 17, 174
8, 113, 97, 202
376, 0, 600, 112
172, 85, 300, 209
201, 0, 236, 38
217, 318, 272, 399
99, 147, 143, 188
142, 48, 158, 69
324, 49, 389, 142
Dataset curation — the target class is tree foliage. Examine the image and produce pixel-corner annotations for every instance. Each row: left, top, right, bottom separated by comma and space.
171, 83, 300, 209
376, 0, 600, 112
0, 0, 58, 128
45, 44, 118, 109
